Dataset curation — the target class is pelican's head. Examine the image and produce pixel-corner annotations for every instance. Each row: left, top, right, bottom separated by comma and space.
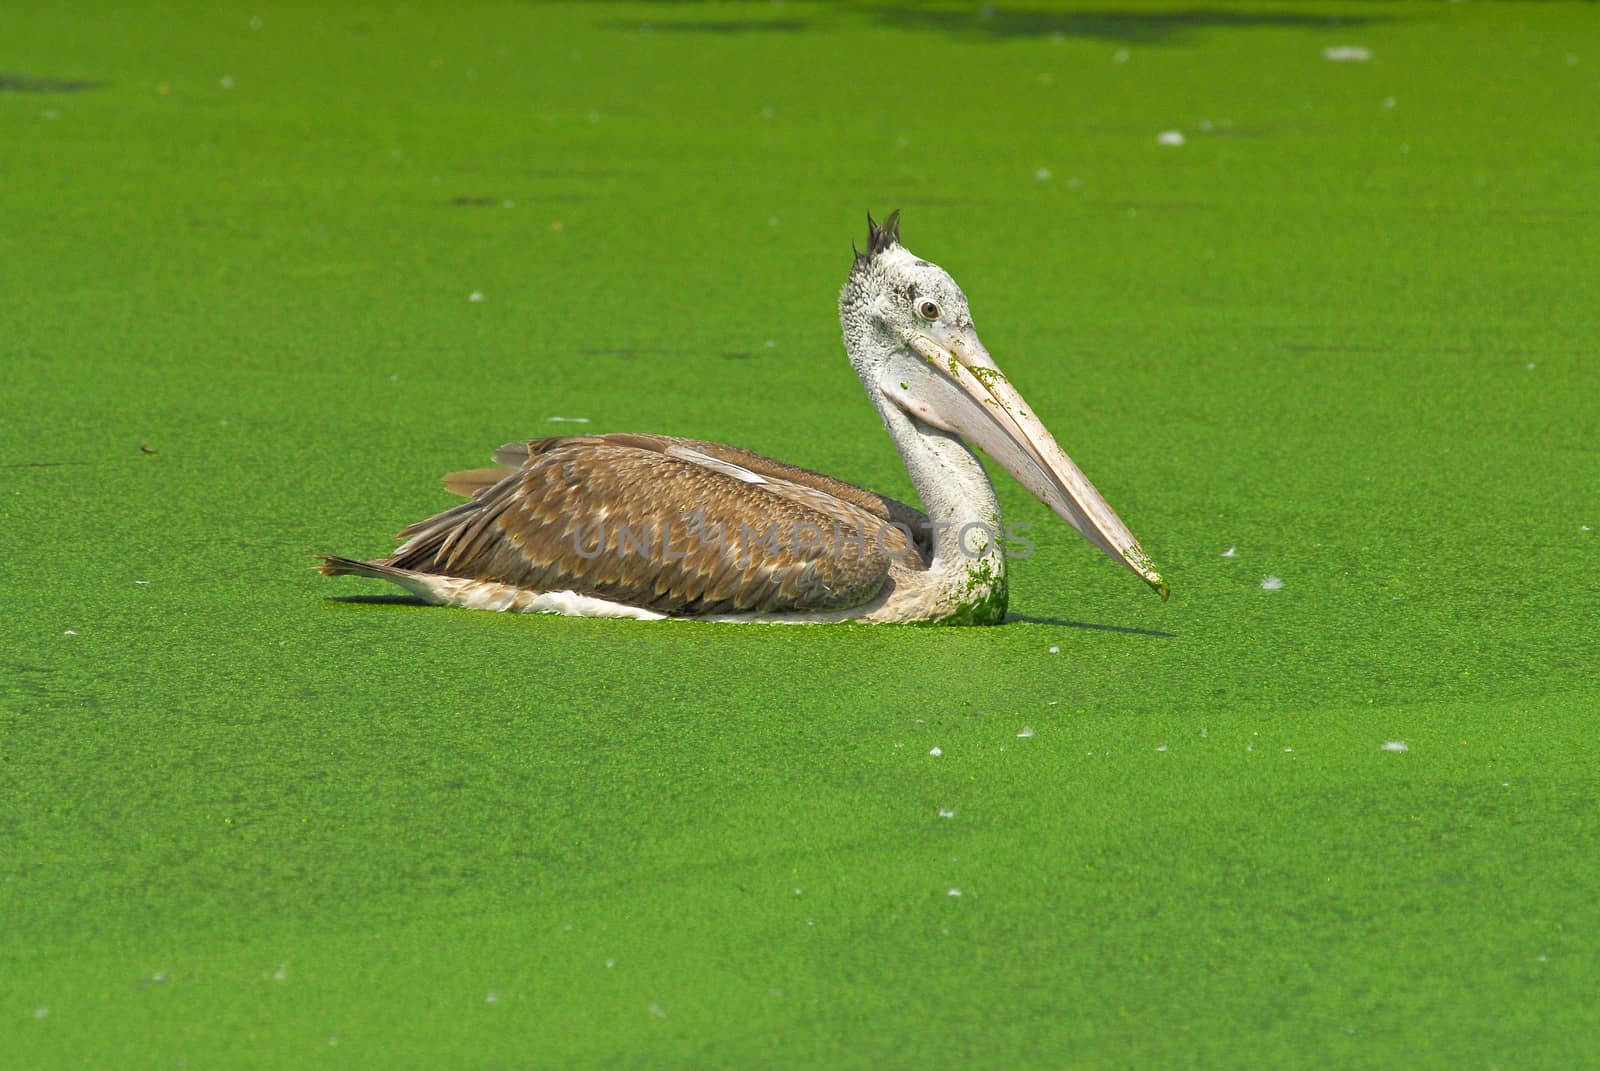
839, 210, 1168, 599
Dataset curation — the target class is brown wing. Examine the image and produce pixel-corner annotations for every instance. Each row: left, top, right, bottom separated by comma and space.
661, 438, 933, 565
383, 434, 917, 615
487, 435, 934, 566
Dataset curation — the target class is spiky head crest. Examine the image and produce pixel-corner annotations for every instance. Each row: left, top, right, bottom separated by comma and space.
840, 210, 974, 363
853, 209, 902, 267
866, 209, 901, 255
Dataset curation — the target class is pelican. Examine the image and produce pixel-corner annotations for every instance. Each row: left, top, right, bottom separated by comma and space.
320, 212, 1167, 624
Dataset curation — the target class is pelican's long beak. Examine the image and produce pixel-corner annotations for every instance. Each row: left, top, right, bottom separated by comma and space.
885, 332, 1168, 599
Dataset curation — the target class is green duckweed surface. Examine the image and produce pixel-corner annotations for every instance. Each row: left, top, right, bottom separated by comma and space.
4, 2, 1598, 1066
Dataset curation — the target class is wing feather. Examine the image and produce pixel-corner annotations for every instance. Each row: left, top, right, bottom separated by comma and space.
387, 434, 910, 615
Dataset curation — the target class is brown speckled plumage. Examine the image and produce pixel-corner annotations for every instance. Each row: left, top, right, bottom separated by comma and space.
323, 434, 932, 616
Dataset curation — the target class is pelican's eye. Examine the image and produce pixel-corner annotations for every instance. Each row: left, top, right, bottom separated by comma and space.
916, 299, 942, 321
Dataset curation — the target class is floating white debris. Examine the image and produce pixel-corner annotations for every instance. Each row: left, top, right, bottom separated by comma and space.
1261, 575, 1284, 590
1016, 727, 1035, 738
1381, 740, 1409, 753
135, 579, 151, 585
1526, 362, 1537, 370
1582, 525, 1592, 532
1157, 130, 1185, 146
1156, 744, 1168, 752
764, 339, 776, 348
220, 75, 234, 89
485, 990, 499, 1004
503, 199, 515, 208
1035, 167, 1052, 181
937, 807, 956, 819
1284, 747, 1294, 753
468, 291, 485, 302
1221, 546, 1237, 558
248, 15, 262, 30
929, 746, 942, 756
1048, 645, 1060, 654
605, 958, 615, 968
793, 887, 803, 896
1382, 96, 1396, 109
1323, 45, 1372, 62
63, 629, 77, 636
32, 1006, 48, 1020
947, 887, 962, 897
1113, 48, 1129, 63
648, 1003, 666, 1018
272, 965, 288, 981
545, 416, 591, 424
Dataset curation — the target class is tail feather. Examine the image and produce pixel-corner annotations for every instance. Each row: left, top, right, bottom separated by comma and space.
318, 555, 449, 603
318, 555, 404, 581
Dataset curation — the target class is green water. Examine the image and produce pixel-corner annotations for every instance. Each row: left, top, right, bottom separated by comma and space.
4, 2, 1597, 1066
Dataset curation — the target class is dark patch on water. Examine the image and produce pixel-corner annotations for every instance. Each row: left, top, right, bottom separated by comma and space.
614, 18, 808, 34
0, 73, 104, 93
0, 662, 60, 705
0, 661, 108, 717
868, 7, 1390, 43
600, 4, 1394, 44
325, 594, 430, 607
1007, 615, 1175, 637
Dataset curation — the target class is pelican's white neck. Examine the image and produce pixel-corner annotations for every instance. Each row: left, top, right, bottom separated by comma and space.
844, 321, 1009, 623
